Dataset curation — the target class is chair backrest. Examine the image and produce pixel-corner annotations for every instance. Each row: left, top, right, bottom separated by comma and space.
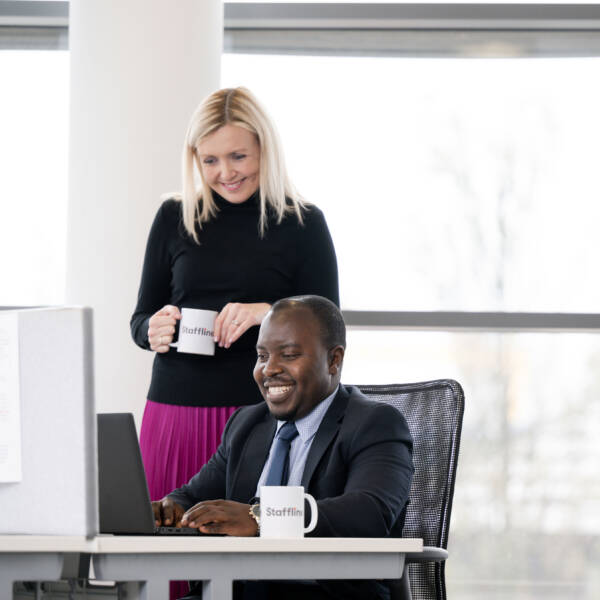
357, 380, 465, 600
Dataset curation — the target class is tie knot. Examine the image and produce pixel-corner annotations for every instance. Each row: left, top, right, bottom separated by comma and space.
278, 421, 299, 443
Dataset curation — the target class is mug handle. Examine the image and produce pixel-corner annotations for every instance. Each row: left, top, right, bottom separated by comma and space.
303, 493, 318, 534
169, 312, 181, 348
169, 325, 180, 349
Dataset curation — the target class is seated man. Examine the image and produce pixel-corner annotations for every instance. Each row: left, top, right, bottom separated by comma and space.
153, 295, 414, 600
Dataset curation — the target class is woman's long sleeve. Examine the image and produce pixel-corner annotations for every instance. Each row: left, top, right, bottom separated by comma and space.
130, 202, 174, 349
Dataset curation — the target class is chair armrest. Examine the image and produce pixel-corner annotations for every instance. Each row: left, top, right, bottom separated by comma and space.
406, 546, 448, 563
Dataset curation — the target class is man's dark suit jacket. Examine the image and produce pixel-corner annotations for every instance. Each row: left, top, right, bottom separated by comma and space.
168, 384, 414, 599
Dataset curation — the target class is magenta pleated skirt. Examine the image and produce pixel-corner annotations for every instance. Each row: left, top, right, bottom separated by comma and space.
139, 400, 238, 599
140, 400, 238, 501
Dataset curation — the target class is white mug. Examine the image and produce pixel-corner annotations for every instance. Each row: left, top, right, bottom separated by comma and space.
259, 485, 318, 539
170, 308, 217, 355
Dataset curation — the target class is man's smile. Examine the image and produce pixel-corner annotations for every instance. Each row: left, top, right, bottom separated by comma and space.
263, 381, 295, 402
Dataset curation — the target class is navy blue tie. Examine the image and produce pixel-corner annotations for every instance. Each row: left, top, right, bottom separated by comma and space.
265, 421, 299, 486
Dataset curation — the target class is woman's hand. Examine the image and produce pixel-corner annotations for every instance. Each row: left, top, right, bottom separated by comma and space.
148, 305, 181, 353
214, 302, 271, 349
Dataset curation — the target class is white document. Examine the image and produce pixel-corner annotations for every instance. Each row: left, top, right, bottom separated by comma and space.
0, 312, 21, 482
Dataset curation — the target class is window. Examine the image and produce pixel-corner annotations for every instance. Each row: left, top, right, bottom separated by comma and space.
222, 5, 600, 598
222, 53, 600, 312
0, 50, 69, 305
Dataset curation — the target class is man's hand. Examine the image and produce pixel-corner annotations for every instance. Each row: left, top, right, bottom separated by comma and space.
181, 500, 258, 536
152, 496, 186, 527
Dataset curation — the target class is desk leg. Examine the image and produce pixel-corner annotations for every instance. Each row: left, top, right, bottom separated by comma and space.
0, 563, 13, 600
117, 579, 170, 600
202, 578, 232, 600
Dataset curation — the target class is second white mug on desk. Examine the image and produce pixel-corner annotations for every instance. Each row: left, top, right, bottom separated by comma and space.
259, 485, 318, 539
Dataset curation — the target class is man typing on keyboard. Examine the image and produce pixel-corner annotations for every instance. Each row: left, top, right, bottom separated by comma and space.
152, 295, 414, 600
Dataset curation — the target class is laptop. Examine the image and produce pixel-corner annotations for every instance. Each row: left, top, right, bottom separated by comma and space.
97, 412, 210, 535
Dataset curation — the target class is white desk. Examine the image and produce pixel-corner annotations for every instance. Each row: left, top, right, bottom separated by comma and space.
0, 535, 423, 600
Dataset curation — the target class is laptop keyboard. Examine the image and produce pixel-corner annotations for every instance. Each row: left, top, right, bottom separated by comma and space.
155, 526, 201, 535
154, 526, 223, 536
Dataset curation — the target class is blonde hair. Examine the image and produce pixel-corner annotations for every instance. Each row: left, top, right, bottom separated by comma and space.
179, 87, 305, 243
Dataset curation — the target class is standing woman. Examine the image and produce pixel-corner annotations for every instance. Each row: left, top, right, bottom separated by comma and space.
130, 87, 339, 506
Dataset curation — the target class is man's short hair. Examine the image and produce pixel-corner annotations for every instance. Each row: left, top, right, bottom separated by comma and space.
271, 295, 346, 349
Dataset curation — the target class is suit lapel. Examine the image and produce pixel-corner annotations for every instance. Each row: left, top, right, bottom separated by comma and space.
231, 412, 276, 502
301, 386, 350, 488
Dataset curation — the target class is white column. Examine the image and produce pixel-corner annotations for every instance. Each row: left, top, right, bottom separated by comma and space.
67, 0, 222, 423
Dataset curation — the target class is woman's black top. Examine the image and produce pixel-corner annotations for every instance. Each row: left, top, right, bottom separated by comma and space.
130, 193, 339, 407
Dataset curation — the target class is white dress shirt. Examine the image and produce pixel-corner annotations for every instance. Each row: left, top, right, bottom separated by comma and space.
255, 386, 339, 496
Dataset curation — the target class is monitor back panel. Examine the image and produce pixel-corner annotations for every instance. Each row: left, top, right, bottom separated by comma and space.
0, 306, 97, 536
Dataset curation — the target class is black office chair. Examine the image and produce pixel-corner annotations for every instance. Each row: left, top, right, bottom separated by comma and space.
357, 380, 465, 600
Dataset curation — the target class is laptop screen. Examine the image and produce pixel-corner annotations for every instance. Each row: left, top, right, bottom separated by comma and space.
97, 413, 157, 534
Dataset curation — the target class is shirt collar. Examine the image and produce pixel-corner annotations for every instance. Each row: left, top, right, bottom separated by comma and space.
275, 385, 339, 443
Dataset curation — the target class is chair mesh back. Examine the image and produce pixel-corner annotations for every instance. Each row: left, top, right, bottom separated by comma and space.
357, 380, 465, 600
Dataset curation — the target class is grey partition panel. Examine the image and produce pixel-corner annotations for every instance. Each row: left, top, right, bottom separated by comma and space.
0, 306, 97, 535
